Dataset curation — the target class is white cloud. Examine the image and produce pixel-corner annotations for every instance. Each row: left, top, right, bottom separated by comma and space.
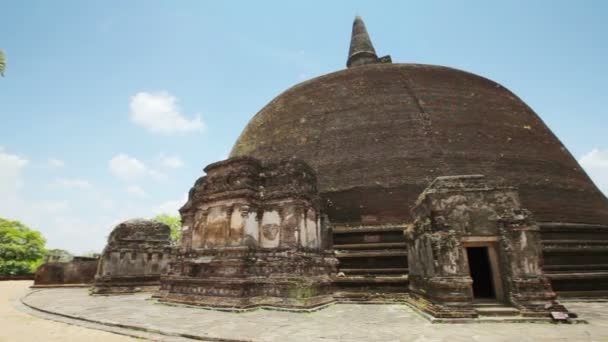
48, 158, 65, 168
126, 185, 147, 197
52, 178, 92, 189
97, 197, 116, 210
160, 155, 184, 169
157, 194, 188, 216
0, 147, 28, 169
39, 200, 71, 214
109, 153, 166, 181
148, 169, 167, 181
580, 148, 608, 196
130, 91, 205, 134
0, 148, 178, 254
0, 147, 28, 199
109, 153, 147, 180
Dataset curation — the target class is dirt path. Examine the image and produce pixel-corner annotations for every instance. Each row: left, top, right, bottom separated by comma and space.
0, 281, 136, 342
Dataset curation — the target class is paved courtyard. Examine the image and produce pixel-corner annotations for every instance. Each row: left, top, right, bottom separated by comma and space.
6, 281, 608, 341
0, 281, 135, 342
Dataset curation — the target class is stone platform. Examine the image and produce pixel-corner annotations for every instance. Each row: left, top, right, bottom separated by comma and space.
17, 288, 608, 341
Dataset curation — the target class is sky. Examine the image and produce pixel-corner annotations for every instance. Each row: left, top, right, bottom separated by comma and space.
0, 0, 607, 254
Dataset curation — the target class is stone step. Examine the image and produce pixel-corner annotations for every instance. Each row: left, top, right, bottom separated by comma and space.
340, 267, 408, 275
555, 290, 608, 298
544, 246, 608, 253
542, 239, 608, 245
544, 264, 608, 271
333, 291, 409, 302
333, 225, 407, 234
333, 275, 409, 284
474, 306, 520, 317
472, 301, 504, 307
334, 242, 407, 250
546, 271, 608, 280
335, 250, 408, 258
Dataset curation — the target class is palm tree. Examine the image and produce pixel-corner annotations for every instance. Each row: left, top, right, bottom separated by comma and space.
0, 50, 5, 77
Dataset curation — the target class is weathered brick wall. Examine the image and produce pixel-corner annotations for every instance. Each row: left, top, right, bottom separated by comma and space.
33, 259, 98, 286
230, 63, 608, 226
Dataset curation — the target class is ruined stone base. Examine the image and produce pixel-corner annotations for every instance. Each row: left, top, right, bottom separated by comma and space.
407, 276, 477, 318
156, 279, 336, 311
406, 293, 477, 319
406, 275, 572, 319
510, 276, 569, 317
158, 249, 338, 310
157, 277, 335, 310
91, 275, 161, 295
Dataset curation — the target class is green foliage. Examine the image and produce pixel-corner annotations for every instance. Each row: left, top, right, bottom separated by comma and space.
0, 49, 5, 77
45, 248, 73, 262
0, 217, 47, 275
153, 214, 181, 244
81, 250, 100, 258
0, 261, 31, 275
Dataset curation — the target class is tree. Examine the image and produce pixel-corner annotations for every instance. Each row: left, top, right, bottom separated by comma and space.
44, 249, 73, 262
81, 250, 100, 258
153, 214, 181, 244
0, 218, 46, 275
0, 49, 5, 77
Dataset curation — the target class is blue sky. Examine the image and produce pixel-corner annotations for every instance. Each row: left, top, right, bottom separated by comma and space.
1, 0, 607, 254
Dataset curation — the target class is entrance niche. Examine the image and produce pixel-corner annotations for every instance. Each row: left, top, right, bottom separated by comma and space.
404, 175, 569, 319
466, 246, 496, 300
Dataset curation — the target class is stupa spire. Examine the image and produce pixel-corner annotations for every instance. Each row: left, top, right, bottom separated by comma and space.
347, 16, 391, 68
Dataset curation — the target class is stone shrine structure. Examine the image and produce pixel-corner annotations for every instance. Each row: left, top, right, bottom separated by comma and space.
405, 175, 565, 318
158, 157, 337, 309
92, 219, 173, 294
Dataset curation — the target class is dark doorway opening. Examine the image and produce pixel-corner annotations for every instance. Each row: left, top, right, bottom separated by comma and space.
466, 247, 495, 299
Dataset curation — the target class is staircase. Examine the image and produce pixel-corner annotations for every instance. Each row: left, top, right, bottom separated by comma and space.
332, 224, 409, 300
473, 301, 520, 317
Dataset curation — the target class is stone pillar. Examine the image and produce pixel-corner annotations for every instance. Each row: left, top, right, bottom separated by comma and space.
405, 216, 476, 317
498, 209, 565, 316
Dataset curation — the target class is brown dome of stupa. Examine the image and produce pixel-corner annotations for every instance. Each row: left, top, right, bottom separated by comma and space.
230, 21, 608, 227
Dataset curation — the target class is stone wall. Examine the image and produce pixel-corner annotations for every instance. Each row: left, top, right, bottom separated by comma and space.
32, 257, 98, 287
91, 219, 173, 294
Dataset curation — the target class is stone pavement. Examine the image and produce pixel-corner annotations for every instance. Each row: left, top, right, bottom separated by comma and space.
18, 287, 608, 342
0, 281, 136, 342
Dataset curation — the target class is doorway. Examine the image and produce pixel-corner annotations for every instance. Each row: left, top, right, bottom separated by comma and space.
466, 247, 495, 299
